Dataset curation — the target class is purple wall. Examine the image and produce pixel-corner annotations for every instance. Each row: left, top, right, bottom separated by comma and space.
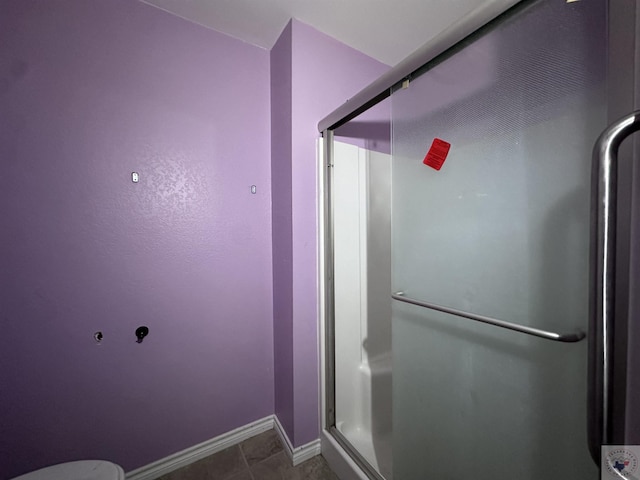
0, 1, 273, 478
0, 0, 390, 475
270, 22, 295, 440
270, 20, 389, 446
290, 20, 389, 446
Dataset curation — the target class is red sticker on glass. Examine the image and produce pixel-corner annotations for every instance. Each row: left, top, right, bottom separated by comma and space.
423, 138, 451, 171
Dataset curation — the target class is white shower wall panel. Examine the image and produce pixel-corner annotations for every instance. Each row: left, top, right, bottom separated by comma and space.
333, 141, 392, 479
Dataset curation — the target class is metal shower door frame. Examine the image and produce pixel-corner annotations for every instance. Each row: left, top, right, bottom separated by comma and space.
320, 1, 640, 477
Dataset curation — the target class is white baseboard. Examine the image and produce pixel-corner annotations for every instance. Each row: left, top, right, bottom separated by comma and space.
126, 416, 274, 480
125, 415, 321, 480
273, 415, 322, 466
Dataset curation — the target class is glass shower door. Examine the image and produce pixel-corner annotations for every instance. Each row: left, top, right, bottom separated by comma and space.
391, 1, 605, 478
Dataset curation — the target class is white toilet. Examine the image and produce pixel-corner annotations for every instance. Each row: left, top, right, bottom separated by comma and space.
11, 461, 125, 480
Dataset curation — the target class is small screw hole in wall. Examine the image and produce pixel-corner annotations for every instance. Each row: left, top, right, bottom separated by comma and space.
94, 331, 103, 343
251, 185, 257, 194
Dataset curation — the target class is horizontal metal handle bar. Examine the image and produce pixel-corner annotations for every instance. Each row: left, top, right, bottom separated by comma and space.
392, 292, 585, 343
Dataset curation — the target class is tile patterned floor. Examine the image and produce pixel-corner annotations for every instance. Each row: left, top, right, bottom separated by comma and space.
157, 430, 340, 480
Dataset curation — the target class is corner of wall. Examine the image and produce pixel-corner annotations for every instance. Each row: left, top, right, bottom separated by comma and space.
269, 14, 390, 451
270, 18, 296, 446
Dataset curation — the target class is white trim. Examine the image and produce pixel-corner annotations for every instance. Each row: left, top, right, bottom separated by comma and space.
317, 136, 330, 434
317, 137, 328, 431
125, 415, 322, 480
273, 415, 322, 467
125, 416, 274, 480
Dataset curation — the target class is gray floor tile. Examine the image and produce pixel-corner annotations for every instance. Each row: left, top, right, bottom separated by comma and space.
156, 470, 179, 480
204, 446, 249, 479
156, 435, 340, 480
159, 446, 248, 480
240, 430, 284, 466
249, 451, 290, 480
225, 471, 253, 480
282, 456, 339, 480
156, 458, 211, 480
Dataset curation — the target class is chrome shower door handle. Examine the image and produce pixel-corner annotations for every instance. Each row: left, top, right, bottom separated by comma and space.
588, 111, 640, 465
391, 292, 585, 342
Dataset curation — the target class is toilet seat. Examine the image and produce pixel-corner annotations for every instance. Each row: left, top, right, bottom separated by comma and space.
11, 461, 125, 480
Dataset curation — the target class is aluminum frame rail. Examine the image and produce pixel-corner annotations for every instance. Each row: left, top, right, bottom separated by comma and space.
317, 0, 524, 133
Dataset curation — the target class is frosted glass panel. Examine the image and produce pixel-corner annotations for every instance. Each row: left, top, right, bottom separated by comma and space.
392, 1, 604, 478
394, 306, 592, 479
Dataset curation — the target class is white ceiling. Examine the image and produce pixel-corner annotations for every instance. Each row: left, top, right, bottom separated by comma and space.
139, 0, 484, 66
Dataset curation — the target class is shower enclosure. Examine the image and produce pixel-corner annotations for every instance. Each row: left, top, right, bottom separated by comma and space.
321, 1, 640, 479
330, 129, 392, 479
